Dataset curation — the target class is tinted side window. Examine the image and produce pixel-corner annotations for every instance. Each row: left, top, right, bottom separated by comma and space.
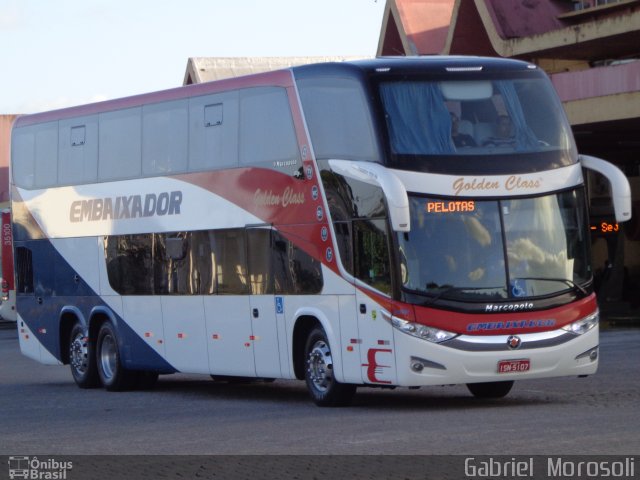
106, 231, 218, 295
34, 123, 59, 188
12, 127, 36, 188
104, 228, 323, 295
99, 108, 142, 181
212, 229, 249, 295
320, 168, 387, 220
353, 219, 392, 295
272, 231, 323, 295
11, 122, 59, 189
59, 116, 99, 185
157, 232, 216, 295
247, 229, 273, 295
189, 92, 239, 171
298, 77, 379, 162
332, 221, 353, 275
239, 87, 298, 167
105, 234, 154, 294
15, 247, 34, 294
143, 100, 188, 175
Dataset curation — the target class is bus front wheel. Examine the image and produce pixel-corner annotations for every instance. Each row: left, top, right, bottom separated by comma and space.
69, 323, 99, 388
304, 326, 356, 407
466, 381, 514, 398
96, 321, 137, 391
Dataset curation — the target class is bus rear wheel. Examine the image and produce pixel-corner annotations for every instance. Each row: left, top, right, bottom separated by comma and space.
304, 326, 356, 407
69, 323, 99, 388
466, 381, 514, 398
96, 321, 137, 391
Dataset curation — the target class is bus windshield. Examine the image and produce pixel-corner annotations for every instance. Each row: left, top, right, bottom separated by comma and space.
379, 76, 576, 170
398, 189, 591, 301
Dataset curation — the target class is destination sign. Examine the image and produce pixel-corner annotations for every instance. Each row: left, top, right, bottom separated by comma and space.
426, 200, 475, 213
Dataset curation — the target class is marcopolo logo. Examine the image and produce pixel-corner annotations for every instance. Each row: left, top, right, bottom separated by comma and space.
8, 456, 73, 479
485, 302, 534, 313
69, 191, 182, 223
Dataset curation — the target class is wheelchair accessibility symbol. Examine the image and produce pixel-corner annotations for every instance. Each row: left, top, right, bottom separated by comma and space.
511, 279, 527, 297
275, 296, 284, 314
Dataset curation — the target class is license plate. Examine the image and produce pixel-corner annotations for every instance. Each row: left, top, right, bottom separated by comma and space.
498, 359, 530, 374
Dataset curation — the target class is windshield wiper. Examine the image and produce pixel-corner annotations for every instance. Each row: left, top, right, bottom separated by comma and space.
426, 285, 506, 304
512, 277, 588, 298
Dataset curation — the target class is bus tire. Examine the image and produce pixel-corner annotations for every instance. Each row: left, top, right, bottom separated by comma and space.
68, 323, 99, 388
96, 321, 136, 391
466, 381, 514, 399
304, 326, 356, 407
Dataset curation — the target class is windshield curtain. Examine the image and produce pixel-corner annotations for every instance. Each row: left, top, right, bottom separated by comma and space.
398, 189, 590, 301
379, 82, 455, 155
380, 77, 575, 157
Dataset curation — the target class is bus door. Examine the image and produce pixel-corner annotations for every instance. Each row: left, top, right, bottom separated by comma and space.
353, 219, 397, 386
204, 229, 255, 377
247, 227, 282, 378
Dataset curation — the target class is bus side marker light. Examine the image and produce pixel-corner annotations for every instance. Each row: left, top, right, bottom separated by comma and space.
347, 346, 354, 352
144, 332, 153, 338
212, 334, 220, 340
177, 333, 186, 339
244, 342, 251, 348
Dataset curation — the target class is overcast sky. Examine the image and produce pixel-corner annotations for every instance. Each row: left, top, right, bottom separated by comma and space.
0, 0, 386, 114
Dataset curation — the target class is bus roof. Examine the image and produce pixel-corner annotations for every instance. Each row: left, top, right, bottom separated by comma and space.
14, 56, 537, 129
292, 55, 536, 77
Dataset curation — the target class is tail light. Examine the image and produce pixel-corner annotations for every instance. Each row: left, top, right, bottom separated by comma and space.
1, 279, 8, 301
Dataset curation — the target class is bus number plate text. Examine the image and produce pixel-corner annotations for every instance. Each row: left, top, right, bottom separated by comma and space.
498, 359, 530, 374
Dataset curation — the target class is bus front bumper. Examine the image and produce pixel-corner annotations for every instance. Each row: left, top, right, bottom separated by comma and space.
392, 325, 599, 387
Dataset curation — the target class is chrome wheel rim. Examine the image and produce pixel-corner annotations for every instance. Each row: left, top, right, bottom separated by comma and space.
307, 340, 333, 392
70, 332, 88, 374
99, 333, 117, 381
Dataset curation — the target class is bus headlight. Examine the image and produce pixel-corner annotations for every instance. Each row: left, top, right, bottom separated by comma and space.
391, 317, 457, 343
561, 311, 599, 335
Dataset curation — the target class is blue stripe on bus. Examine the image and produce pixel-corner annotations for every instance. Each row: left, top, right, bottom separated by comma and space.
16, 239, 177, 374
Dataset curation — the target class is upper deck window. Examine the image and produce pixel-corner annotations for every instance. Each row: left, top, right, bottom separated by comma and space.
298, 77, 380, 162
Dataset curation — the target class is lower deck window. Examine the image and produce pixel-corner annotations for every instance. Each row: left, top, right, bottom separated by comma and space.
104, 228, 323, 296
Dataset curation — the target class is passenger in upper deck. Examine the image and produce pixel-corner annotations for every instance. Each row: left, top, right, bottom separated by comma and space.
450, 112, 476, 148
482, 115, 516, 148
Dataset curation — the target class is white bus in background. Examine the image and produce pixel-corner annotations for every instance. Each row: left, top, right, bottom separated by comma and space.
10, 57, 631, 406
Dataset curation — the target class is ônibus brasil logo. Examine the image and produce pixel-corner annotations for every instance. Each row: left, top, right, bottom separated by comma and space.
8, 456, 72, 479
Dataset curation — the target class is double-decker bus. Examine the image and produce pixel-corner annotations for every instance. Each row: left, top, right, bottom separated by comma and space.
10, 57, 631, 406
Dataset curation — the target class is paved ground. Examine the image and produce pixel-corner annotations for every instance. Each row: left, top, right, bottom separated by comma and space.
0, 321, 638, 478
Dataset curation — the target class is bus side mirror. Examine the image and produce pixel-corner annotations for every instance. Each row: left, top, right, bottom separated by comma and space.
580, 154, 632, 223
328, 160, 410, 232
